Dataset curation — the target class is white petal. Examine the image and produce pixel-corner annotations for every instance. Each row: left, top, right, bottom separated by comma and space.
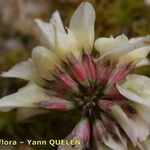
96, 142, 110, 150
94, 118, 127, 150
36, 10, 82, 60
16, 108, 48, 121
94, 34, 128, 55
69, 2, 95, 54
58, 118, 90, 150
111, 105, 135, 144
111, 105, 149, 146
99, 35, 150, 60
54, 30, 82, 60
31, 46, 61, 80
118, 37, 150, 66
0, 82, 47, 111
58, 142, 83, 150
130, 37, 145, 43
145, 0, 150, 5
133, 103, 150, 125
66, 118, 90, 144
35, 19, 55, 50
133, 117, 150, 143
104, 133, 127, 150
143, 136, 150, 150
136, 58, 150, 67
49, 11, 66, 33
117, 74, 150, 105
35, 11, 65, 49
1, 58, 45, 85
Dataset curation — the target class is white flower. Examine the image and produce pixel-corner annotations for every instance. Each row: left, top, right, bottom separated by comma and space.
0, 2, 150, 149
145, 0, 150, 5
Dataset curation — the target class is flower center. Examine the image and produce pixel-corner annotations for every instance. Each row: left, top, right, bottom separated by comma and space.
48, 54, 110, 113
47, 53, 132, 118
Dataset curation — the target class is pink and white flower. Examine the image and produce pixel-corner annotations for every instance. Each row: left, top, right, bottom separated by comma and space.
0, 2, 150, 150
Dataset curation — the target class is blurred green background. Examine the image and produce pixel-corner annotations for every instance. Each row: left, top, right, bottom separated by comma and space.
0, 0, 150, 149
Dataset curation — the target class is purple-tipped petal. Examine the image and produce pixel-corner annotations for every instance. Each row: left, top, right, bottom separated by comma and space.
55, 69, 79, 93
58, 118, 90, 150
98, 99, 115, 111
39, 97, 74, 111
97, 63, 113, 85
69, 57, 89, 86
82, 54, 97, 83
93, 119, 127, 150
104, 85, 125, 99
108, 63, 133, 85
110, 104, 149, 148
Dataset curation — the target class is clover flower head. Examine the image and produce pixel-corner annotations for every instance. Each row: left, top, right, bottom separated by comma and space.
0, 2, 150, 150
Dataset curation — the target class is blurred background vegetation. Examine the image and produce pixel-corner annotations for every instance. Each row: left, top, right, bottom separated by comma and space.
0, 0, 150, 149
